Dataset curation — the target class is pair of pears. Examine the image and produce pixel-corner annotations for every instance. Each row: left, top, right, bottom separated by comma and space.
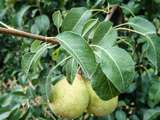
49, 74, 118, 119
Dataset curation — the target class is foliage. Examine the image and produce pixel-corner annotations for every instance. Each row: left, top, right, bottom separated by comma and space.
0, 0, 160, 120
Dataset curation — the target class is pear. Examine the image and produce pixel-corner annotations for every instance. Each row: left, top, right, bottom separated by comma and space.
49, 74, 89, 119
86, 81, 118, 116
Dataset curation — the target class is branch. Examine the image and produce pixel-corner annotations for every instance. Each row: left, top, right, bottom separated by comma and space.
0, 6, 118, 44
0, 27, 59, 45
105, 5, 118, 21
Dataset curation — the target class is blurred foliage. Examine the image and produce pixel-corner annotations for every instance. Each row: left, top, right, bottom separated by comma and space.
0, 0, 160, 120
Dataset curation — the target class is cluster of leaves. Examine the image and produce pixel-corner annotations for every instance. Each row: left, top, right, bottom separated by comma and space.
0, 0, 160, 120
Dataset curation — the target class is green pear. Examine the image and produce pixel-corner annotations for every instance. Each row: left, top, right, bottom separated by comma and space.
86, 81, 118, 116
49, 74, 89, 119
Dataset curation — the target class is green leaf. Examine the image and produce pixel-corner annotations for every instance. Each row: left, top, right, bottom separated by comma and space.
148, 79, 160, 108
56, 31, 97, 78
0, 111, 11, 120
87, 0, 105, 7
8, 108, 25, 120
143, 108, 160, 120
93, 45, 135, 92
21, 43, 51, 76
143, 35, 160, 72
52, 10, 62, 29
30, 40, 41, 53
65, 58, 78, 84
16, 5, 30, 27
34, 15, 50, 33
82, 19, 99, 37
62, 7, 92, 34
140, 69, 153, 104
51, 48, 60, 61
31, 24, 40, 34
115, 110, 127, 120
93, 21, 118, 47
91, 65, 119, 100
128, 16, 156, 34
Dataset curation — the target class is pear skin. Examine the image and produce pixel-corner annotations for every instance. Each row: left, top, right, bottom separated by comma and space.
86, 81, 118, 116
50, 74, 89, 119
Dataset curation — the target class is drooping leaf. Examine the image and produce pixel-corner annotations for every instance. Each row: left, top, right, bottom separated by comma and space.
56, 31, 97, 78
143, 35, 160, 72
128, 16, 156, 34
91, 65, 119, 100
62, 7, 92, 34
65, 58, 78, 84
16, 5, 30, 27
93, 45, 135, 92
93, 21, 118, 47
52, 10, 62, 29
21, 43, 51, 76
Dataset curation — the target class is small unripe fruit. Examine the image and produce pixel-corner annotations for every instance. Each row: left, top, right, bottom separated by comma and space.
86, 81, 118, 116
49, 74, 89, 119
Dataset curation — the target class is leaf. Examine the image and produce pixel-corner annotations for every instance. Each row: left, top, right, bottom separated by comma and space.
91, 65, 119, 100
90, 21, 134, 99
143, 107, 160, 120
0, 111, 11, 120
139, 69, 153, 104
56, 31, 97, 78
51, 48, 60, 61
31, 24, 40, 34
143, 35, 160, 71
34, 15, 50, 33
82, 19, 99, 37
93, 21, 118, 47
16, 5, 30, 27
115, 110, 127, 120
148, 79, 160, 108
62, 7, 92, 34
21, 43, 51, 76
65, 58, 78, 84
128, 16, 156, 34
87, 0, 105, 7
93, 45, 135, 92
30, 40, 42, 53
8, 108, 25, 120
52, 10, 62, 29
0, 104, 20, 120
